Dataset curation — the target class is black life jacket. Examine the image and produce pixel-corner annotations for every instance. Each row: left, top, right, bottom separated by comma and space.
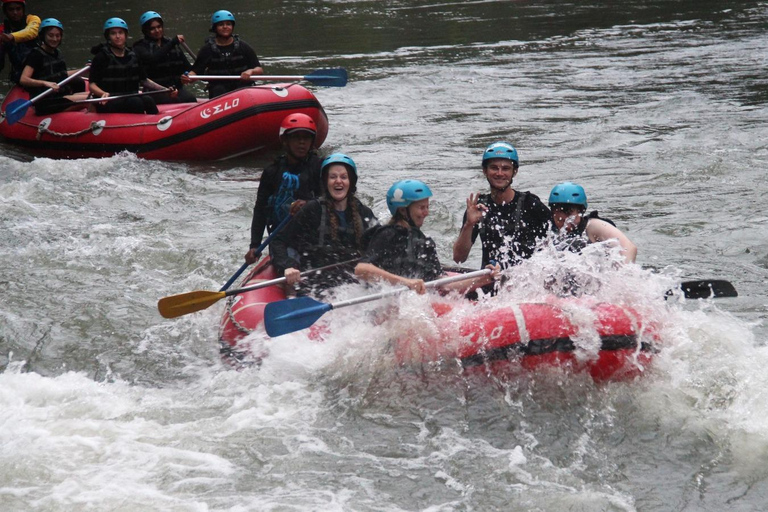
362, 224, 441, 281
134, 37, 187, 87
26, 46, 68, 97
555, 210, 616, 253
96, 44, 141, 94
316, 200, 358, 249
204, 35, 248, 76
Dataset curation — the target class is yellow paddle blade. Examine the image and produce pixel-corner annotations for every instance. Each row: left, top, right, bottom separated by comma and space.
157, 290, 227, 319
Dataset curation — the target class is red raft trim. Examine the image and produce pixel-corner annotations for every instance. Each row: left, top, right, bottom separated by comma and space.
0, 83, 328, 160
395, 300, 660, 381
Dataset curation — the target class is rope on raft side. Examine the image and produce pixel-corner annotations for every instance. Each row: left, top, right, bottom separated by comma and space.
15, 115, 176, 140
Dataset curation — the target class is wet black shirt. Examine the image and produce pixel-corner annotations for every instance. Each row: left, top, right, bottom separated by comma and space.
463, 190, 552, 268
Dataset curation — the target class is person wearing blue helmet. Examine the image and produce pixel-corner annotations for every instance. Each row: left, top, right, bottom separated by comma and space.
270, 153, 378, 296
245, 113, 323, 265
89, 17, 174, 114
549, 182, 637, 263
0, 0, 41, 83
181, 10, 263, 99
18, 18, 88, 114
132, 11, 195, 104
355, 180, 499, 295
453, 142, 552, 272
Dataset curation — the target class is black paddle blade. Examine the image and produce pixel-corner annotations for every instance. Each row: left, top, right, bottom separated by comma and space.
674, 280, 738, 299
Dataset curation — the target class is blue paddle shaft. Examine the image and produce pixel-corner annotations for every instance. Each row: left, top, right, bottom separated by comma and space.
220, 214, 293, 291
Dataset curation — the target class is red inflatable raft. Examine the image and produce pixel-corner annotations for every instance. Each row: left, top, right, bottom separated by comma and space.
0, 83, 328, 160
218, 260, 659, 380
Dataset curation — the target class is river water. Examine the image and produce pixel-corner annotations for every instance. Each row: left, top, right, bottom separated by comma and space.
2, 0, 768, 510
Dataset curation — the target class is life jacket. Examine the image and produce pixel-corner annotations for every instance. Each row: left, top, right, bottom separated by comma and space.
203, 35, 248, 76
95, 44, 141, 94
133, 37, 187, 87
315, 197, 372, 252
554, 210, 616, 253
267, 172, 300, 226
362, 224, 440, 280
26, 46, 68, 97
2, 16, 39, 82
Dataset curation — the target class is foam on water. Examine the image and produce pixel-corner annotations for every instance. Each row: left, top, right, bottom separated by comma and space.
3, 2, 768, 509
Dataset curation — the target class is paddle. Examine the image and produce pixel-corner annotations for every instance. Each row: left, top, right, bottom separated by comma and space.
672, 279, 737, 299
187, 68, 348, 87
3, 64, 91, 125
444, 265, 737, 300
179, 40, 197, 60
61, 87, 174, 106
264, 269, 492, 338
158, 258, 360, 319
219, 214, 293, 292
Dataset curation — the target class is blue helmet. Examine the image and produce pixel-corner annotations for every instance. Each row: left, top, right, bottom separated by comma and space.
210, 10, 235, 30
139, 11, 162, 28
40, 18, 64, 32
103, 17, 129, 34
321, 153, 357, 180
549, 182, 587, 209
482, 142, 519, 166
386, 180, 433, 216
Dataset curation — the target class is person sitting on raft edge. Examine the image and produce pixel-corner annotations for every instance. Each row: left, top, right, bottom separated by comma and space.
18, 18, 89, 115
244, 113, 323, 265
132, 10, 195, 104
355, 179, 500, 295
89, 17, 175, 114
181, 10, 263, 99
549, 181, 637, 264
270, 153, 378, 298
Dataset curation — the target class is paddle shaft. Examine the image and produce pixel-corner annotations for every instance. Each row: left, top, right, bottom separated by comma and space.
330, 269, 492, 310
225, 258, 361, 297
190, 74, 321, 81
70, 88, 172, 105
180, 41, 197, 60
28, 65, 91, 105
264, 269, 493, 337
219, 214, 293, 291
